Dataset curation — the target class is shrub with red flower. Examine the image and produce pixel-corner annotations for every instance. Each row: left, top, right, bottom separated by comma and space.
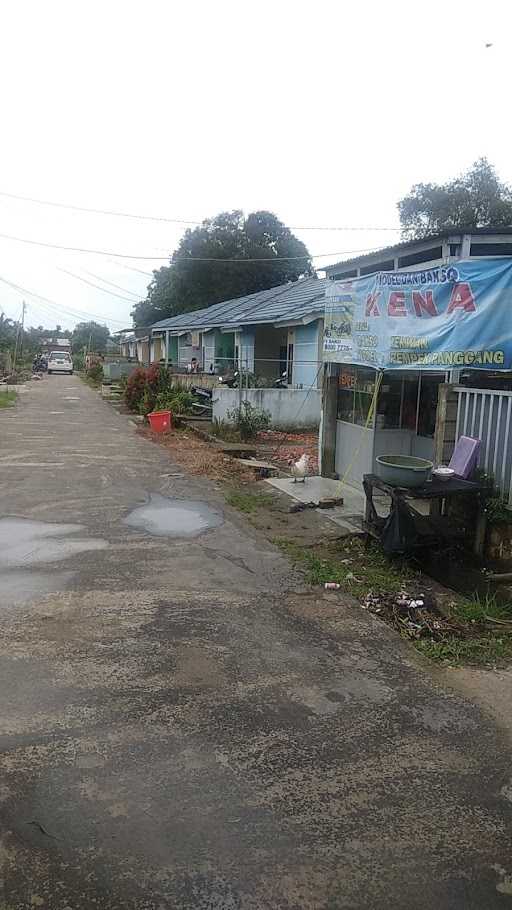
124, 365, 171, 415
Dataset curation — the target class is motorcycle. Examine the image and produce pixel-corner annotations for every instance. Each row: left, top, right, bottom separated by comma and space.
32, 355, 48, 373
218, 370, 238, 388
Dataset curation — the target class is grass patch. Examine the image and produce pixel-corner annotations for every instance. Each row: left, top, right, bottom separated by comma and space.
211, 419, 241, 443
275, 536, 413, 598
414, 634, 512, 666
79, 371, 102, 389
450, 591, 512, 625
226, 490, 275, 514
275, 536, 512, 667
0, 390, 16, 408
414, 591, 512, 666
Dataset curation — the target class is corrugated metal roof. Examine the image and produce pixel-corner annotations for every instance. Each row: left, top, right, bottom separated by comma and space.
150, 277, 329, 332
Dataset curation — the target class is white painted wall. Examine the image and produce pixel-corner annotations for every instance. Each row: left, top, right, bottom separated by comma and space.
213, 388, 321, 427
335, 423, 435, 488
335, 420, 375, 487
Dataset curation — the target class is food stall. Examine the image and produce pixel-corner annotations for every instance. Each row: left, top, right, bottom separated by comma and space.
321, 258, 512, 488
334, 365, 447, 486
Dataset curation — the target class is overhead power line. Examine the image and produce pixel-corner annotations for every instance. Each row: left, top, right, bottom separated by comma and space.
0, 229, 170, 260
0, 274, 128, 325
82, 269, 142, 299
111, 260, 154, 278
57, 267, 140, 302
0, 228, 386, 261
0, 188, 401, 232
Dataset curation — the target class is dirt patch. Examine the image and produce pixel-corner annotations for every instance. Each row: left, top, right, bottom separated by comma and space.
256, 429, 319, 473
139, 427, 256, 483
139, 421, 319, 482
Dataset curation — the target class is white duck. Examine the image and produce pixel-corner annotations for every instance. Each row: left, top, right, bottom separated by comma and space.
290, 453, 309, 483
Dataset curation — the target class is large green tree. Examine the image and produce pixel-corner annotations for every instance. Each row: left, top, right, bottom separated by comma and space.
132, 210, 313, 326
71, 321, 110, 353
398, 158, 512, 240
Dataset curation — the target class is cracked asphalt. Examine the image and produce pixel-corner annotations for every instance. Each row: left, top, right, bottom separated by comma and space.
1, 375, 512, 909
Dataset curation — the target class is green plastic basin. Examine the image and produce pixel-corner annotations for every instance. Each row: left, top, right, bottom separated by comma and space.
376, 454, 433, 487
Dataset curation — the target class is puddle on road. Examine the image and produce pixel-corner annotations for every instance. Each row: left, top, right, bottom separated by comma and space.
124, 493, 223, 538
0, 518, 108, 569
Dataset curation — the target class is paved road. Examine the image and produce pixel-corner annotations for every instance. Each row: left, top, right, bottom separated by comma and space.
1, 375, 512, 909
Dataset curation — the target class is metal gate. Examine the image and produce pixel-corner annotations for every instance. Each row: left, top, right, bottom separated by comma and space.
455, 386, 512, 503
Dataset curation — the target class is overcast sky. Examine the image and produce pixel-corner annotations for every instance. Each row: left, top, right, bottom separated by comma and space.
0, 0, 509, 330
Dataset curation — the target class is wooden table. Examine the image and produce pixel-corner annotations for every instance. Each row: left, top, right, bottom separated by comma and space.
363, 473, 486, 555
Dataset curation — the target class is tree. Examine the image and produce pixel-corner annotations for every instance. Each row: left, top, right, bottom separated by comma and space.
132, 210, 314, 326
398, 158, 512, 240
0, 313, 17, 351
71, 321, 110, 353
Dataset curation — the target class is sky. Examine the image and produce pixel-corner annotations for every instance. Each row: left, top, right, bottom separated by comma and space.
0, 0, 509, 331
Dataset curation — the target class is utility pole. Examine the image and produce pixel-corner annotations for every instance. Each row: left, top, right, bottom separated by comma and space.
12, 301, 26, 373
18, 301, 26, 362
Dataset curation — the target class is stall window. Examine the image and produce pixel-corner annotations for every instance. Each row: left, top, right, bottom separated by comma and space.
337, 367, 376, 427
376, 377, 404, 428
376, 372, 445, 436
417, 375, 444, 437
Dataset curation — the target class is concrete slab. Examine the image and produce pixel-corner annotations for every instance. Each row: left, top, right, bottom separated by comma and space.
265, 475, 366, 534
235, 458, 279, 474
265, 475, 429, 531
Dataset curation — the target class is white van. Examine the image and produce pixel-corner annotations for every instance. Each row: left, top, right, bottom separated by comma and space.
47, 351, 74, 375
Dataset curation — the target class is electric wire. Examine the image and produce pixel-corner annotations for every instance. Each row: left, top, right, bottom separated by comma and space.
81, 269, 142, 299
0, 228, 386, 261
0, 274, 128, 326
111, 261, 154, 278
57, 268, 141, 302
0, 188, 401, 233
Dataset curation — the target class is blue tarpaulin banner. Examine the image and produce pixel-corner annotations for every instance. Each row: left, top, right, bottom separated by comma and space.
323, 258, 512, 371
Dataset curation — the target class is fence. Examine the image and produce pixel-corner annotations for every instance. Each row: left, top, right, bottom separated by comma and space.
454, 386, 512, 504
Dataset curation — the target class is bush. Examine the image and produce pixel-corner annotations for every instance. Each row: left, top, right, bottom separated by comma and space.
474, 469, 512, 525
211, 418, 240, 442
226, 400, 271, 440
86, 363, 103, 383
124, 367, 147, 412
124, 365, 173, 415
154, 389, 195, 415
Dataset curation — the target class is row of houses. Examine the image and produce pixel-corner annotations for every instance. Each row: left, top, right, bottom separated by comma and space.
119, 276, 329, 390
118, 228, 512, 495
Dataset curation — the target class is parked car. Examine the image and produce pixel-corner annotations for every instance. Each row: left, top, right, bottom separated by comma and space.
47, 351, 74, 375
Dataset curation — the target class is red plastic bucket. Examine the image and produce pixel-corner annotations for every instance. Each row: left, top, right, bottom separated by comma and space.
148, 410, 172, 433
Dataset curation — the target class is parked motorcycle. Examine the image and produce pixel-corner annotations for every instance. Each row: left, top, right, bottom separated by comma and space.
218, 370, 238, 388
190, 385, 213, 417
